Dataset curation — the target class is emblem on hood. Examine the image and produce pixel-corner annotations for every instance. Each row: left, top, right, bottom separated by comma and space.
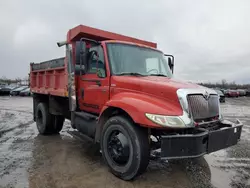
203, 91, 210, 100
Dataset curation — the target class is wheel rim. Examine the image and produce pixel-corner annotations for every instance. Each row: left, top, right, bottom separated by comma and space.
107, 130, 130, 166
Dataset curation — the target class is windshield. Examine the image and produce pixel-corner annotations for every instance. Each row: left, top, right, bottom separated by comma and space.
107, 43, 173, 77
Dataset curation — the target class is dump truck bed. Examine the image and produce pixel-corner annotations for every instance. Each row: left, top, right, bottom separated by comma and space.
30, 57, 68, 97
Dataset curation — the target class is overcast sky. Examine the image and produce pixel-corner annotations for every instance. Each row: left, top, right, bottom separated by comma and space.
0, 0, 249, 83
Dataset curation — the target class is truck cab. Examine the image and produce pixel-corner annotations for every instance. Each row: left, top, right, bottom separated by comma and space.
30, 25, 243, 181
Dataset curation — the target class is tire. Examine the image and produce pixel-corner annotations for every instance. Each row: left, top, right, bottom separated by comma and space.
100, 115, 149, 180
36, 102, 54, 135
52, 115, 64, 133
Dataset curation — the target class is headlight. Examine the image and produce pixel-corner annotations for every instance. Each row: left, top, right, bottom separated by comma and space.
145, 113, 186, 128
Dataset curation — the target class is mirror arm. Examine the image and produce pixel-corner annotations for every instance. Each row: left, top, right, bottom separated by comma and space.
164, 54, 174, 64
79, 40, 89, 75
79, 50, 83, 75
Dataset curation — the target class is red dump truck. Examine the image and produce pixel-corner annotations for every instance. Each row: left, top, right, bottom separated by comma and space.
30, 25, 243, 180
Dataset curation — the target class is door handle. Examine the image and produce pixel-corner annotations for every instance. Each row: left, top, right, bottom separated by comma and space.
96, 80, 101, 86
81, 89, 84, 98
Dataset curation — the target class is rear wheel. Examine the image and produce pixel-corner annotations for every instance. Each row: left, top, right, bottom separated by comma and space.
36, 103, 64, 135
36, 102, 53, 135
101, 115, 149, 180
52, 115, 64, 133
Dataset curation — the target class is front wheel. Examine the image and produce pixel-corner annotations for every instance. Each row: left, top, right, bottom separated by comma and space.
101, 115, 149, 180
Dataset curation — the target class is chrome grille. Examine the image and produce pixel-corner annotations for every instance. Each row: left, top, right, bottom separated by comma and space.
187, 94, 219, 121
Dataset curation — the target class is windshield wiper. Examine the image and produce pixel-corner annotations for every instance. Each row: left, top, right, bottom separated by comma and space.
118, 72, 146, 76
149, 73, 168, 77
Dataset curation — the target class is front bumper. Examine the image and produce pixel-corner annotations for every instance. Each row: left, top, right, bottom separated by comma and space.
160, 120, 243, 159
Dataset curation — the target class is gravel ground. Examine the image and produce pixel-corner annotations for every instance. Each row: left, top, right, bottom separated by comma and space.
0, 96, 249, 188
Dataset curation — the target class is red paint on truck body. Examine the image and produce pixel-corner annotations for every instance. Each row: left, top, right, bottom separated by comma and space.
106, 76, 200, 127
30, 25, 200, 128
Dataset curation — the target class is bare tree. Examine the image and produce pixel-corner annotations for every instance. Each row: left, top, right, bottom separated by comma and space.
221, 79, 227, 88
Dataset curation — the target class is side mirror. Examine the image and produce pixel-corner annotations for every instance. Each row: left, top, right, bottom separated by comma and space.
75, 40, 87, 74
168, 57, 174, 73
165, 54, 174, 74
57, 41, 67, 47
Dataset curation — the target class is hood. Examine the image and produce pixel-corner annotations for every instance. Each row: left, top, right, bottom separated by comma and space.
112, 76, 203, 104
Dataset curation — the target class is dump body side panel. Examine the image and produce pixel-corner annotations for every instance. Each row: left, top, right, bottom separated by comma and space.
30, 57, 68, 97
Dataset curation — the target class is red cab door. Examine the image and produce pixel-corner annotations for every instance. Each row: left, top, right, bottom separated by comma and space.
77, 44, 110, 114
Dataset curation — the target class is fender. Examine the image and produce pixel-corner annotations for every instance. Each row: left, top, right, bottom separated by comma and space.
101, 92, 183, 128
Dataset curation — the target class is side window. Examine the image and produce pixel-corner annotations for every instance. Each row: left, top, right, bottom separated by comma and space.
87, 45, 106, 77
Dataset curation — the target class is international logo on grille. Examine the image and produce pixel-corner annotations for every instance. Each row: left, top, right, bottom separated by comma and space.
203, 91, 210, 100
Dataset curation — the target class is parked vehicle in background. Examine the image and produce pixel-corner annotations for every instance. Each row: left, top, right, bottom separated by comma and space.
0, 86, 10, 95
19, 87, 31, 96
220, 89, 226, 94
0, 85, 18, 95
237, 89, 246, 96
246, 89, 250, 97
0, 83, 6, 88
215, 89, 225, 102
29, 25, 243, 180
224, 89, 229, 96
246, 89, 250, 96
10, 86, 28, 96
225, 89, 239, 97
236, 90, 240, 97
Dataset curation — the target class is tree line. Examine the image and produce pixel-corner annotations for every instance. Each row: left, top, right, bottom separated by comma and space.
197, 79, 250, 90
0, 76, 29, 85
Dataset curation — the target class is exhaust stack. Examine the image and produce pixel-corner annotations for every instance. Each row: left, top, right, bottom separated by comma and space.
57, 41, 67, 47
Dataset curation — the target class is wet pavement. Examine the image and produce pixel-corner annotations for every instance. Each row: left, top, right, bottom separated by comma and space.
0, 96, 250, 188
